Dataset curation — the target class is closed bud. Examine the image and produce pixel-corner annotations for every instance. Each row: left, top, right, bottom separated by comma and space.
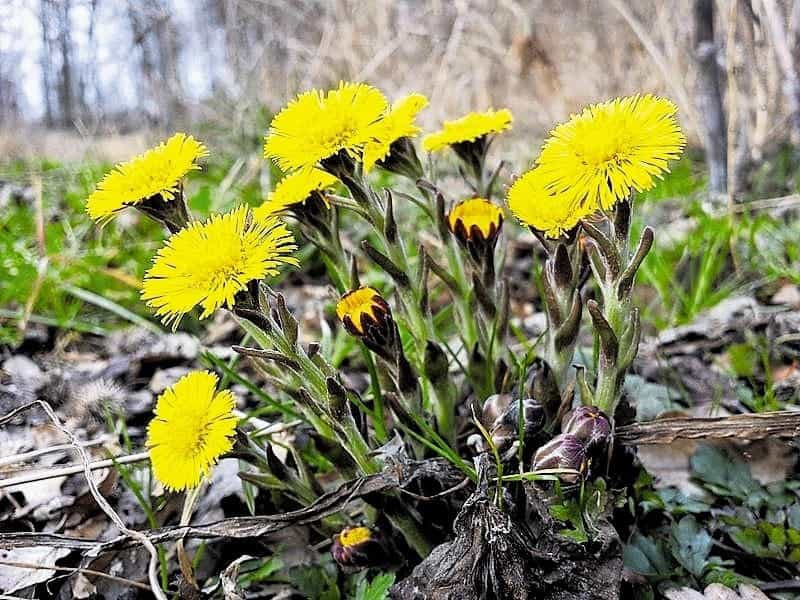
531, 433, 585, 483
481, 393, 511, 426
525, 358, 561, 424
331, 526, 389, 569
490, 398, 545, 452
336, 287, 397, 361
562, 406, 611, 449
447, 198, 503, 263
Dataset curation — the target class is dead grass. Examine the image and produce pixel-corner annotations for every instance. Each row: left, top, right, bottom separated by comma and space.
1, 0, 794, 166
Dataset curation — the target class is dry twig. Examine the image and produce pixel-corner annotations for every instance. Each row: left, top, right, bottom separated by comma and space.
0, 401, 168, 600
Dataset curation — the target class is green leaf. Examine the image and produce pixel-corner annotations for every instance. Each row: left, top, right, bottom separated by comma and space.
670, 516, 712, 577
729, 527, 765, 556
624, 375, 682, 421
727, 342, 757, 378
239, 555, 284, 586
761, 522, 787, 548
559, 527, 589, 544
624, 533, 672, 576
657, 488, 710, 514
690, 445, 762, 502
352, 572, 396, 600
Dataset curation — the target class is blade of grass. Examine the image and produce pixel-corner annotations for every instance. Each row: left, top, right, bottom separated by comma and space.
62, 284, 161, 334
0, 308, 110, 336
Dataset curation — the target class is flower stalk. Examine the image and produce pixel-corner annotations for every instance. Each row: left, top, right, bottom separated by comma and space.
581, 200, 652, 415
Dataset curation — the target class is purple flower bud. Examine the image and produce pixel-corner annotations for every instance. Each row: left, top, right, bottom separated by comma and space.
531, 433, 585, 482
562, 406, 611, 448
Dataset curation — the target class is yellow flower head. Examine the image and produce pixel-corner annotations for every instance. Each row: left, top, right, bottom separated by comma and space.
535, 94, 686, 210
338, 526, 373, 548
336, 287, 391, 336
86, 133, 207, 224
363, 93, 429, 172
253, 168, 338, 221
264, 82, 388, 172
447, 198, 503, 245
147, 370, 238, 491
506, 167, 593, 238
142, 206, 298, 328
331, 526, 381, 567
423, 109, 513, 153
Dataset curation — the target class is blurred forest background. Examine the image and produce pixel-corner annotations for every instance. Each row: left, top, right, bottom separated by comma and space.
2, 0, 800, 198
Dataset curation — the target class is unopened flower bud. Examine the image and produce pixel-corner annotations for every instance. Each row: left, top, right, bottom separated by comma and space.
336, 287, 397, 361
531, 433, 585, 483
562, 406, 611, 449
331, 526, 388, 569
481, 393, 512, 426
447, 198, 503, 263
490, 398, 545, 451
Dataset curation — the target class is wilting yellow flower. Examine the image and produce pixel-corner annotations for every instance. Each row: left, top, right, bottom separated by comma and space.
423, 109, 513, 153
264, 82, 388, 172
336, 287, 391, 335
363, 93, 429, 171
253, 169, 338, 220
507, 167, 593, 238
86, 133, 207, 224
535, 94, 686, 210
147, 370, 238, 491
142, 206, 298, 328
447, 198, 503, 247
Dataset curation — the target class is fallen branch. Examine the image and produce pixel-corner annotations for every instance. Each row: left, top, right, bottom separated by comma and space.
0, 452, 149, 489
615, 410, 800, 444
0, 461, 460, 554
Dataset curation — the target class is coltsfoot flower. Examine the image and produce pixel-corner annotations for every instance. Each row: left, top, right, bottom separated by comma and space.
253, 168, 338, 221
447, 197, 504, 261
146, 370, 238, 491
423, 109, 513, 153
336, 287, 397, 360
86, 133, 207, 225
142, 206, 298, 328
506, 167, 591, 238
331, 526, 389, 568
424, 108, 512, 187
264, 82, 388, 173
363, 93, 428, 176
535, 94, 686, 210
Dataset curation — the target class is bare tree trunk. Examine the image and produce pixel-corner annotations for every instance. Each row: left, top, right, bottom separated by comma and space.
694, 0, 728, 194
56, 0, 74, 126
740, 0, 769, 162
761, 0, 800, 145
39, 0, 55, 127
